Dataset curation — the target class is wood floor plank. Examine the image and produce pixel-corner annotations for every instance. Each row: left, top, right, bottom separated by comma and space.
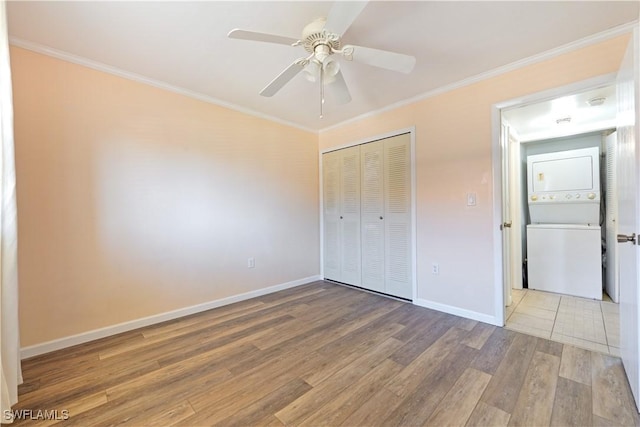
457, 317, 479, 331
508, 350, 561, 426
301, 321, 405, 386
560, 344, 592, 386
126, 400, 196, 427
461, 322, 496, 350
385, 326, 469, 398
179, 372, 301, 426
103, 302, 285, 359
225, 305, 404, 378
12, 282, 639, 427
340, 388, 404, 426
275, 336, 404, 425
15, 359, 160, 411
425, 367, 492, 427
140, 300, 265, 339
591, 351, 640, 426
465, 401, 511, 427
480, 332, 538, 413
388, 314, 459, 366
299, 358, 403, 426
199, 378, 312, 427
24, 392, 108, 427
471, 326, 517, 375
106, 350, 238, 402
391, 306, 444, 342
382, 343, 479, 426
536, 337, 564, 357
550, 377, 592, 427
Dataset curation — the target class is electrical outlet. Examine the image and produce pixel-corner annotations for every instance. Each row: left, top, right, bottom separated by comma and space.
248, 257, 255, 268
432, 263, 439, 275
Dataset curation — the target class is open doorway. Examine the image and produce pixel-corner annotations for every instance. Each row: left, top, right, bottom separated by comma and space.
499, 83, 620, 355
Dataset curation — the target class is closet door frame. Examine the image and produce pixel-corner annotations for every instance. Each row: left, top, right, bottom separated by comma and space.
319, 127, 417, 302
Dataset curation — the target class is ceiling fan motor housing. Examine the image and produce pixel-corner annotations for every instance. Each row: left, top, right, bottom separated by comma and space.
301, 17, 341, 55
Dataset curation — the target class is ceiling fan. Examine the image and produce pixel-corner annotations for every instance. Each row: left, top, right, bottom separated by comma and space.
227, 1, 416, 115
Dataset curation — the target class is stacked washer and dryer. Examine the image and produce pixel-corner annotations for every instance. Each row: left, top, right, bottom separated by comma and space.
526, 147, 602, 300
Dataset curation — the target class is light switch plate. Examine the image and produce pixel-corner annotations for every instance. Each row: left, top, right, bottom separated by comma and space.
467, 192, 477, 206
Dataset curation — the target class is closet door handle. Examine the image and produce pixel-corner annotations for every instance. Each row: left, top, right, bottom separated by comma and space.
340, 216, 343, 219
380, 216, 383, 220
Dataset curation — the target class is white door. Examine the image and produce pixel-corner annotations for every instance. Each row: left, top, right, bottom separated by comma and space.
617, 28, 640, 409
606, 131, 620, 302
323, 146, 361, 286
339, 146, 361, 286
384, 133, 412, 299
323, 150, 341, 281
361, 140, 385, 293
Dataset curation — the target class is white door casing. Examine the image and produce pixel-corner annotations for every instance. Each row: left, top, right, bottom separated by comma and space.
501, 122, 513, 309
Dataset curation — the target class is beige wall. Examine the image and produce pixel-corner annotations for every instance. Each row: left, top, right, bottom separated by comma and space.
11, 47, 320, 347
319, 34, 631, 320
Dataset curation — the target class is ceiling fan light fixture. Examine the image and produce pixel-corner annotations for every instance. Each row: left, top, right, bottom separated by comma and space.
303, 60, 321, 82
322, 58, 340, 84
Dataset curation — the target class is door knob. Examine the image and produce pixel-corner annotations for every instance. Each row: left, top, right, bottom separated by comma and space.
379, 216, 383, 220
617, 233, 636, 244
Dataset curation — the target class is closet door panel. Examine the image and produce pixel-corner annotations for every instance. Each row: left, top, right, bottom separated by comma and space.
340, 146, 361, 286
361, 141, 385, 292
384, 134, 412, 299
323, 150, 341, 281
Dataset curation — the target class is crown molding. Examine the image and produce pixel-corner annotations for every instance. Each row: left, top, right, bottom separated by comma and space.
319, 20, 638, 134
9, 36, 318, 135
9, 19, 637, 136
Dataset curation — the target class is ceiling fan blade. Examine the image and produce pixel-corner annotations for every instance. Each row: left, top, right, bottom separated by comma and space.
228, 29, 299, 46
343, 44, 416, 74
326, 69, 351, 105
260, 60, 305, 97
324, 1, 368, 35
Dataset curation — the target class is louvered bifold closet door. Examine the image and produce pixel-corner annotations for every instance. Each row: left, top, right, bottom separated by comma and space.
339, 146, 362, 286
323, 150, 341, 281
384, 133, 412, 299
361, 140, 385, 293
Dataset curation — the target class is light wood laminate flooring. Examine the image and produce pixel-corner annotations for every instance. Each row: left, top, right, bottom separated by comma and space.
13, 281, 640, 426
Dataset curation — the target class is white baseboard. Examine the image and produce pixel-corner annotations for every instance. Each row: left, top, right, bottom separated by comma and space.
413, 298, 501, 326
21, 275, 322, 359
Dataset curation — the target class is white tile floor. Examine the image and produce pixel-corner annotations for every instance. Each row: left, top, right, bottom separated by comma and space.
505, 288, 619, 355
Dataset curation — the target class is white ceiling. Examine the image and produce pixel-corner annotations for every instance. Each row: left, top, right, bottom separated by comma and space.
7, 1, 639, 132
503, 84, 617, 142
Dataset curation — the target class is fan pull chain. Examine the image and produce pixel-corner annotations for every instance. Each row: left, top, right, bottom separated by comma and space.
319, 65, 324, 119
